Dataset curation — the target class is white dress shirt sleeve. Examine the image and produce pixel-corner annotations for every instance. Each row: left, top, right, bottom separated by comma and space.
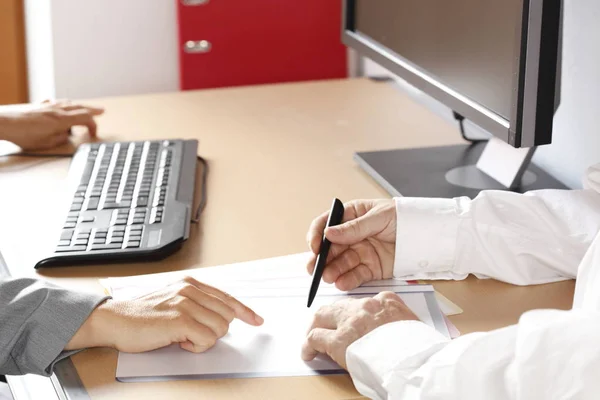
347, 308, 600, 400
345, 164, 600, 400
393, 163, 600, 285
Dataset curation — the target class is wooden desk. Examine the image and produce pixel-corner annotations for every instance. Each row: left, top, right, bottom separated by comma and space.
0, 78, 574, 399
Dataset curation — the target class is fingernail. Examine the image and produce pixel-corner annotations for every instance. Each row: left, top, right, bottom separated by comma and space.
255, 315, 264, 325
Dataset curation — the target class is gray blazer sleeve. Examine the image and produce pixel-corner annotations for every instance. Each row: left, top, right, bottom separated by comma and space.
0, 278, 109, 376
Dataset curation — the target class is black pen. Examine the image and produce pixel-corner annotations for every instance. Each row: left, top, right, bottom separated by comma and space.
307, 198, 345, 307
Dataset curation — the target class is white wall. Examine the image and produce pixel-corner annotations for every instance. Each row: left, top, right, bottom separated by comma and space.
364, 0, 600, 189
533, 0, 600, 189
24, 0, 55, 102
25, 0, 179, 102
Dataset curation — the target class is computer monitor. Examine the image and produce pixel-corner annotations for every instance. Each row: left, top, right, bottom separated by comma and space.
343, 0, 567, 198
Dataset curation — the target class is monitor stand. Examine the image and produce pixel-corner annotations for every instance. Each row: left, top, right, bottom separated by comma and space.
354, 139, 567, 199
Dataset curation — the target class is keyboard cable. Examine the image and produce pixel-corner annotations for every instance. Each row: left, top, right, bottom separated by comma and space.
0, 152, 210, 223
191, 155, 208, 224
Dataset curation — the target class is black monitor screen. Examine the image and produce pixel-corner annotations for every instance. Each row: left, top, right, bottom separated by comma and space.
354, 0, 521, 120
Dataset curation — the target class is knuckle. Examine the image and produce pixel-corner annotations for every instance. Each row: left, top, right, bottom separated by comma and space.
177, 283, 194, 297
307, 329, 319, 343
224, 308, 235, 323
361, 297, 380, 313
177, 314, 192, 327
349, 221, 362, 236
346, 315, 362, 327
173, 295, 191, 309
204, 332, 218, 347
380, 291, 400, 302
314, 305, 331, 321
216, 320, 230, 338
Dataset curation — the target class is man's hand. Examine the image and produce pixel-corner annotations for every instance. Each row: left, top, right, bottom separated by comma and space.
306, 199, 396, 290
301, 292, 418, 369
0, 100, 104, 151
66, 277, 264, 354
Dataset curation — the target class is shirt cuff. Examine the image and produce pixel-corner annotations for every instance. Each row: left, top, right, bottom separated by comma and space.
37, 291, 110, 376
346, 321, 450, 400
393, 197, 463, 279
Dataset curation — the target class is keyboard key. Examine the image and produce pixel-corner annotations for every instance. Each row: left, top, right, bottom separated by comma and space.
85, 198, 100, 210
60, 230, 74, 240
136, 197, 148, 207
114, 218, 128, 225
90, 243, 123, 251
110, 231, 125, 237
131, 218, 145, 225
128, 234, 142, 241
64, 222, 77, 229
57, 240, 71, 247
79, 216, 95, 223
108, 237, 124, 244
92, 238, 106, 245
124, 241, 141, 249
73, 239, 89, 246
55, 245, 87, 253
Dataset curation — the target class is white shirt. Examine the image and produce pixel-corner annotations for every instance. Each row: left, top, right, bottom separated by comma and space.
346, 163, 600, 400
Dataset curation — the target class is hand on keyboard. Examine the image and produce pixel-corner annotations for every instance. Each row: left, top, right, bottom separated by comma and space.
0, 100, 104, 151
66, 276, 264, 354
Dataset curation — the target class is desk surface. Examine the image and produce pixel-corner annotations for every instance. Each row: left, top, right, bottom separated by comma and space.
0, 78, 574, 400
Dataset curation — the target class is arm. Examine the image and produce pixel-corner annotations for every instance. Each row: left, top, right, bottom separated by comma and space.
0, 276, 264, 377
0, 278, 108, 376
393, 164, 600, 285
347, 308, 600, 400
302, 289, 600, 399
305, 164, 600, 290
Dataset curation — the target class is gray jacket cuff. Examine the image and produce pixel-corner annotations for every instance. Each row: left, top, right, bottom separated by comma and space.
36, 291, 110, 376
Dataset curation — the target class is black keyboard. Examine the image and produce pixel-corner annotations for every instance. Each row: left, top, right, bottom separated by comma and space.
35, 139, 199, 268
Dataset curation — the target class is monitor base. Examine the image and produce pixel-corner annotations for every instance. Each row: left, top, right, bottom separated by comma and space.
354, 143, 567, 198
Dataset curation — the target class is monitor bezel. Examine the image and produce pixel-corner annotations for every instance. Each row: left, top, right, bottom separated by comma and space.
342, 0, 562, 148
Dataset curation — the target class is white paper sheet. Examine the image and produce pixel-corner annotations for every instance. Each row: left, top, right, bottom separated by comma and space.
105, 253, 449, 382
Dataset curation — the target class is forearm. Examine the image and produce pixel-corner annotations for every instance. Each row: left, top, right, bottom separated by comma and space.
0, 278, 109, 376
346, 309, 600, 400
393, 186, 600, 285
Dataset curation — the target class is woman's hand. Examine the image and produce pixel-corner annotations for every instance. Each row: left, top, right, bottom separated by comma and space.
0, 100, 104, 151
66, 277, 264, 354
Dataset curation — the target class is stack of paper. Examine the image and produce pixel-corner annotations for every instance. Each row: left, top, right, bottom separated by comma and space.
101, 253, 455, 382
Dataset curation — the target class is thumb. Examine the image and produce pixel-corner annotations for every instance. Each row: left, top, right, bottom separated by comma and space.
325, 213, 379, 245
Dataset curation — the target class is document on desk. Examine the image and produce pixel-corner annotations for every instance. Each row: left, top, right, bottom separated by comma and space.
102, 253, 450, 382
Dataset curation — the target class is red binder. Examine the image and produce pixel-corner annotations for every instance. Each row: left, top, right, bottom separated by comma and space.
177, 0, 347, 90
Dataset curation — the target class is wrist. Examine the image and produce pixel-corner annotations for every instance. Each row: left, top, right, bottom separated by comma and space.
65, 299, 122, 350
